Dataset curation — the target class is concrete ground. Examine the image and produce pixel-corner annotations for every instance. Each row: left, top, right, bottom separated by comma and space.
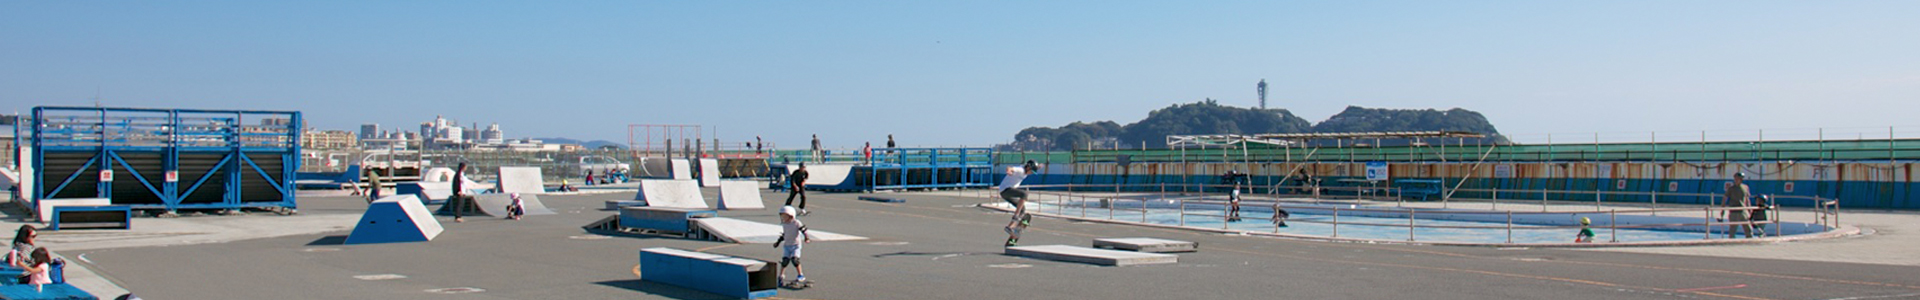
22, 188, 1920, 300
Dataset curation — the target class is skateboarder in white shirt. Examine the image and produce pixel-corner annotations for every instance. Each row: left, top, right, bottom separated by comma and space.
774, 206, 814, 288
1002, 160, 1040, 246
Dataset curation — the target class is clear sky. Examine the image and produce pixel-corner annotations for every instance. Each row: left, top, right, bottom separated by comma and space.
4, 1, 1918, 148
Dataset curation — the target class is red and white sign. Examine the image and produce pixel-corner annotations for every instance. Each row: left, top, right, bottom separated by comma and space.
1668, 182, 1679, 192
1616, 179, 1628, 190
1783, 182, 1795, 193
100, 169, 114, 182
165, 171, 179, 182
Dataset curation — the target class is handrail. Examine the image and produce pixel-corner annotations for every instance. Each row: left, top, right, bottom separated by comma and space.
991, 182, 1837, 244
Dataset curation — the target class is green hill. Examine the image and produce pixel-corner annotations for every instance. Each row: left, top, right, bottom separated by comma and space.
1006, 101, 1501, 151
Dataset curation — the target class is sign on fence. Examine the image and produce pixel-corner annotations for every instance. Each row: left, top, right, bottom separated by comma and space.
1365, 162, 1389, 181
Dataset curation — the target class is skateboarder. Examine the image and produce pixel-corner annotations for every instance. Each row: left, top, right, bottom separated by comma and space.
774, 206, 814, 288
505, 193, 526, 220
785, 164, 810, 215
1574, 217, 1595, 243
1223, 170, 1243, 222
1002, 160, 1040, 246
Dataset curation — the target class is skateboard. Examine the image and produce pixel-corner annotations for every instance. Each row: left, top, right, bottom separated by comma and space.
1005, 213, 1032, 246
785, 279, 813, 289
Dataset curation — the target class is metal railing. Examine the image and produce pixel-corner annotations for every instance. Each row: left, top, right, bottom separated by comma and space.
979, 183, 1836, 244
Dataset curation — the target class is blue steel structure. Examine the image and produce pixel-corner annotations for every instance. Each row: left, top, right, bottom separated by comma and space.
864, 147, 994, 191
30, 106, 300, 212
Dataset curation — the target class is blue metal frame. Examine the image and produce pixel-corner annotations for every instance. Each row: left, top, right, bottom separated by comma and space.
30, 106, 300, 212
864, 147, 995, 191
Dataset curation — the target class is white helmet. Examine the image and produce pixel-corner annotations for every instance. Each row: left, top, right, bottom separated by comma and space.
781, 206, 798, 216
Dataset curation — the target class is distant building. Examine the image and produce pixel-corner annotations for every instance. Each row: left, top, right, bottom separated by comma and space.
302, 130, 357, 150
360, 124, 379, 140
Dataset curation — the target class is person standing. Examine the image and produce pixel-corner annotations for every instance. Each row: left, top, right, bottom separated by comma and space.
451, 163, 470, 223
810, 135, 823, 163
366, 171, 383, 202
862, 142, 872, 164
756, 136, 764, 154
785, 164, 810, 215
886, 134, 895, 148
1724, 172, 1753, 238
1224, 170, 1243, 222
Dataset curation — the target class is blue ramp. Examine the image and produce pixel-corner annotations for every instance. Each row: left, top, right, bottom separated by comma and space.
345, 195, 445, 245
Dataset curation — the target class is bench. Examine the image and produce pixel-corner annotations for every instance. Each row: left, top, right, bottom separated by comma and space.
33, 199, 111, 223
49, 206, 132, 231
639, 247, 777, 299
0, 283, 95, 300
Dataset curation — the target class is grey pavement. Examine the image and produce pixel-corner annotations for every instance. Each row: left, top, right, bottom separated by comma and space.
27, 188, 1920, 299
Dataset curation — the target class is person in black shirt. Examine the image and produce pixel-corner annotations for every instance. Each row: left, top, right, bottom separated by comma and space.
786, 164, 810, 215
450, 163, 469, 223
886, 134, 895, 148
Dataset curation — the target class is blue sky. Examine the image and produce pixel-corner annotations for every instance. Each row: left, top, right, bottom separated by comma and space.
4, 1, 1918, 148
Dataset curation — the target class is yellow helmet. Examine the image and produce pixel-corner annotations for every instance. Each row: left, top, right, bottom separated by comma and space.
1580, 217, 1591, 225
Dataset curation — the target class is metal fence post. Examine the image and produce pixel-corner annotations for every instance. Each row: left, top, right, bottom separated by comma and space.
1506, 211, 1514, 244
1407, 209, 1417, 241
1609, 209, 1618, 243
1332, 206, 1340, 238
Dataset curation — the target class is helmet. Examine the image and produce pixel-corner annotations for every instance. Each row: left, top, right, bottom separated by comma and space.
781, 206, 798, 216
1580, 217, 1591, 225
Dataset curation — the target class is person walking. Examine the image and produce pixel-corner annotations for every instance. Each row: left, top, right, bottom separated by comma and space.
1724, 172, 1753, 238
785, 164, 810, 215
366, 171, 383, 202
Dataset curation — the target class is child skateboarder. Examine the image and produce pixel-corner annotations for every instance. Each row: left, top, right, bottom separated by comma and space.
1002, 161, 1040, 246
774, 206, 814, 288
1223, 170, 1244, 222
505, 193, 526, 220
1574, 217, 1595, 243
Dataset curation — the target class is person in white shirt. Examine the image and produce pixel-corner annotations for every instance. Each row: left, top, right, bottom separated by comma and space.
774, 206, 814, 287
1001, 161, 1040, 246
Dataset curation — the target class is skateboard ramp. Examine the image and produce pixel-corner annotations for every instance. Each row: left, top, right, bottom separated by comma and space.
1005, 245, 1177, 266
670, 159, 693, 180
345, 195, 444, 245
466, 193, 558, 217
497, 166, 546, 194
717, 180, 765, 210
690, 217, 865, 244
635, 179, 708, 208
1092, 237, 1199, 253
698, 158, 721, 187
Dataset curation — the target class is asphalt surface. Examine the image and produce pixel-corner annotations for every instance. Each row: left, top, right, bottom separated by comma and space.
74, 190, 1920, 300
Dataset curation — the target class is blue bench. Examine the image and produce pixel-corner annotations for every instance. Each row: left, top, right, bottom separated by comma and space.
0, 283, 96, 300
49, 206, 132, 231
1395, 179, 1443, 201
639, 247, 777, 299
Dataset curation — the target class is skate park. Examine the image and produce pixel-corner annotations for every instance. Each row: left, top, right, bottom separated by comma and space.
11, 2, 1920, 298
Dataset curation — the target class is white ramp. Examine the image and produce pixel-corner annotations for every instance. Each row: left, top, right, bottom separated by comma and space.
691, 217, 865, 244
345, 195, 444, 245
469, 193, 558, 216
497, 166, 546, 194
717, 180, 765, 210
670, 159, 693, 180
698, 159, 721, 187
1006, 245, 1178, 266
1092, 237, 1198, 253
635, 179, 707, 208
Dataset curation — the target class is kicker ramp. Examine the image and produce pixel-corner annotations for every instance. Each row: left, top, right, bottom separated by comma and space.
635, 179, 708, 208
345, 195, 445, 245
690, 217, 864, 244
670, 159, 693, 180
698, 158, 722, 187
496, 166, 546, 194
717, 180, 765, 210
466, 193, 558, 217
1005, 245, 1178, 266
1092, 237, 1198, 253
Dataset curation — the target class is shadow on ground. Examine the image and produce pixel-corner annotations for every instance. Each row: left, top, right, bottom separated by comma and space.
593, 279, 734, 300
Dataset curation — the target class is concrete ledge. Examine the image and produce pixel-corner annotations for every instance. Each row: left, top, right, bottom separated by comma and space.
1093, 237, 1197, 253
1005, 245, 1178, 266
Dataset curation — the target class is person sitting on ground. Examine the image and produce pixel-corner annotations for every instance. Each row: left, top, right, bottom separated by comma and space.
506, 193, 526, 220
1575, 217, 1596, 243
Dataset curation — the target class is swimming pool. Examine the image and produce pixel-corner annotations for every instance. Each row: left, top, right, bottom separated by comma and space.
1013, 197, 1834, 245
